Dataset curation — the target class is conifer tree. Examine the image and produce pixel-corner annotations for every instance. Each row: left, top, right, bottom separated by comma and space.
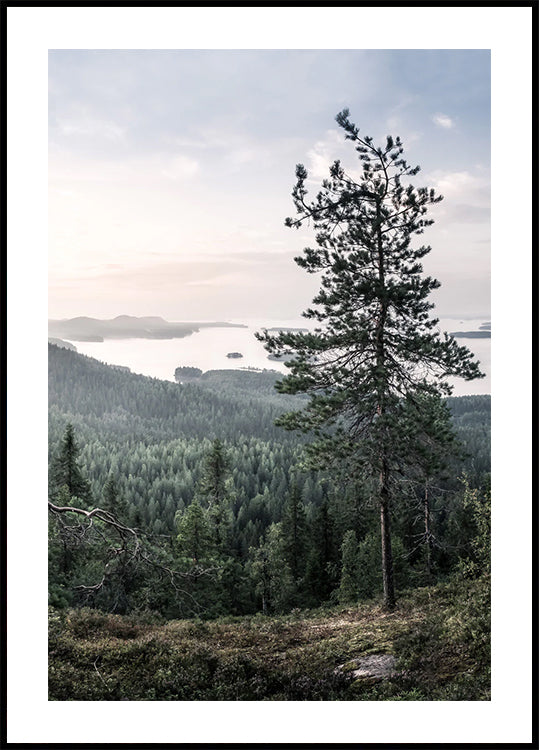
399, 393, 461, 579
281, 481, 308, 585
176, 500, 214, 564
102, 474, 128, 520
50, 423, 92, 503
304, 494, 338, 603
338, 530, 359, 603
258, 110, 484, 608
196, 438, 234, 555
198, 439, 230, 505
250, 523, 294, 614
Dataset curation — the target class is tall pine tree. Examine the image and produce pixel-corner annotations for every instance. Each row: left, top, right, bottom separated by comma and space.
258, 110, 483, 608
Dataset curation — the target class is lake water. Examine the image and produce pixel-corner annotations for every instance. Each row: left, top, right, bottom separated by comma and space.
61, 316, 491, 397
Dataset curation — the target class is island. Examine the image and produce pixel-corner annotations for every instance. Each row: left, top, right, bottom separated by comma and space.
48, 315, 247, 342
174, 366, 203, 383
48, 338, 78, 352
267, 353, 294, 362
267, 351, 320, 363
266, 327, 309, 333
449, 330, 491, 339
226, 352, 243, 359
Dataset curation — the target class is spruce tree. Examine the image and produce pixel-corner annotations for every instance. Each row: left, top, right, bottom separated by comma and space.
175, 500, 213, 564
304, 494, 338, 604
281, 481, 308, 586
399, 393, 461, 580
198, 439, 230, 507
338, 530, 359, 603
50, 423, 92, 503
102, 474, 128, 520
196, 438, 234, 555
250, 523, 294, 614
258, 110, 484, 608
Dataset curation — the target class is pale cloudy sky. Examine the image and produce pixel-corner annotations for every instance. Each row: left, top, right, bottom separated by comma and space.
49, 49, 491, 321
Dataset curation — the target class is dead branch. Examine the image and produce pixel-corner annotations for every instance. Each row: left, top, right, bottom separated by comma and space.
48, 501, 223, 613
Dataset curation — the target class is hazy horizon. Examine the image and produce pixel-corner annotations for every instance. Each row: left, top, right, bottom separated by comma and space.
49, 49, 490, 322
48, 310, 492, 324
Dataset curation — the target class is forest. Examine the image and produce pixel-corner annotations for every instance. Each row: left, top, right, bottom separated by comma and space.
48, 343, 490, 617
48, 344, 490, 700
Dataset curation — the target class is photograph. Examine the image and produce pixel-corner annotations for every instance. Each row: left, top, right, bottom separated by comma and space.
4, 4, 534, 746
47, 46, 492, 702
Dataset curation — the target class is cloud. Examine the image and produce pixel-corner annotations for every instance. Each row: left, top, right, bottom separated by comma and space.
161, 154, 199, 180
184, 272, 246, 288
46, 50, 491, 321
431, 113, 455, 129
61, 246, 301, 290
426, 171, 490, 230
305, 129, 345, 181
446, 204, 490, 224
49, 148, 201, 185
427, 170, 489, 198
50, 186, 75, 197
224, 148, 260, 169
57, 116, 126, 141
163, 128, 284, 177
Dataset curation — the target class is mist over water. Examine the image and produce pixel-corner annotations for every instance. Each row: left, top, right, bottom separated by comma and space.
62, 316, 491, 397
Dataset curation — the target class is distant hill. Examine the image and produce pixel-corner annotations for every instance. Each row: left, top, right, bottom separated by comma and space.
48, 343, 489, 467
48, 337, 77, 351
47, 343, 301, 444
266, 327, 309, 333
450, 330, 491, 339
48, 315, 247, 342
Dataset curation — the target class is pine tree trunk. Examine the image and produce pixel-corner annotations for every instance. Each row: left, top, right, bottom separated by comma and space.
380, 464, 396, 610
375, 197, 396, 610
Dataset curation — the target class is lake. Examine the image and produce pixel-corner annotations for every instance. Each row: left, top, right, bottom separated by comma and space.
61, 316, 491, 398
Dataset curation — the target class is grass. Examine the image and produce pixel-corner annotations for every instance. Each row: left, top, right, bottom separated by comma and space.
48, 574, 490, 701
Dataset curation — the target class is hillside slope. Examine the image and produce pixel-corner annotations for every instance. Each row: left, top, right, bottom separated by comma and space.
49, 575, 490, 701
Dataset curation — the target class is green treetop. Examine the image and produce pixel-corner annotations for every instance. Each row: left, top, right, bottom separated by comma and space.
50, 423, 92, 504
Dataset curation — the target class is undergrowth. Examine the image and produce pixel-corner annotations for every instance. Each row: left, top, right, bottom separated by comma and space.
49, 574, 490, 701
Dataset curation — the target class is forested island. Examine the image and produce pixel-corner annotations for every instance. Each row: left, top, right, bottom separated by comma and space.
48, 315, 247, 342
266, 327, 309, 333
48, 337, 77, 351
450, 330, 491, 339
267, 352, 292, 362
174, 366, 203, 382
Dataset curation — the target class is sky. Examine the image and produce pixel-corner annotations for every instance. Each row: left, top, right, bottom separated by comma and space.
48, 49, 491, 322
